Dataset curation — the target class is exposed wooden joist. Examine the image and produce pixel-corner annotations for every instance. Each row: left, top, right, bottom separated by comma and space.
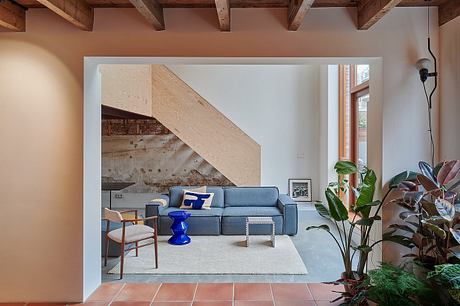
215, 0, 230, 31
439, 0, 460, 26
288, 0, 315, 31
0, 0, 26, 31
129, 0, 165, 31
358, 0, 402, 30
35, 0, 93, 31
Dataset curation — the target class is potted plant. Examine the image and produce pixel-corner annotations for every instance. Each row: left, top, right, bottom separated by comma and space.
307, 161, 393, 301
384, 160, 460, 275
427, 264, 460, 305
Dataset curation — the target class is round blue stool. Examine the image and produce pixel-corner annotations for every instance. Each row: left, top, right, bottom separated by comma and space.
168, 210, 192, 245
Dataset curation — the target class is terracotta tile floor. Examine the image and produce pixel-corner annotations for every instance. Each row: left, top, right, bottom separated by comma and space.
1, 283, 343, 306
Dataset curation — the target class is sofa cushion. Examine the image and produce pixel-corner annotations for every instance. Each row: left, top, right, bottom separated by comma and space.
169, 186, 224, 208
180, 191, 214, 210
222, 206, 282, 217
224, 187, 279, 207
160, 207, 224, 217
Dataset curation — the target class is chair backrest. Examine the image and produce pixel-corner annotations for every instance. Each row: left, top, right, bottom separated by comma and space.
104, 208, 123, 223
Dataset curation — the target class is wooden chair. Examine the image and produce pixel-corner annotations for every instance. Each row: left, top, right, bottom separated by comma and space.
103, 208, 158, 279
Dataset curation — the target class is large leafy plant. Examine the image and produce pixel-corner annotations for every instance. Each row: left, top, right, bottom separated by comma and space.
427, 264, 460, 305
307, 161, 391, 279
385, 160, 460, 266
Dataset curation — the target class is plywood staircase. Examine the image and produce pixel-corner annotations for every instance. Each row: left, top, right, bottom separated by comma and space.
100, 64, 261, 186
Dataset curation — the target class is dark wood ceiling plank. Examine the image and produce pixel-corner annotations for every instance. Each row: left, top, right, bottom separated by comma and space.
439, 0, 460, 26
35, 0, 94, 30
0, 0, 26, 31
358, 0, 402, 30
129, 0, 165, 30
215, 0, 230, 31
288, 0, 315, 31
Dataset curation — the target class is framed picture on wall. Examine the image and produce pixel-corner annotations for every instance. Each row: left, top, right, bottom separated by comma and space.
288, 179, 312, 202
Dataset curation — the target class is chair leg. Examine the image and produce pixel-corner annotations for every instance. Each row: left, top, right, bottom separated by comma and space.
154, 237, 158, 269
120, 241, 125, 280
104, 236, 110, 267
135, 241, 139, 257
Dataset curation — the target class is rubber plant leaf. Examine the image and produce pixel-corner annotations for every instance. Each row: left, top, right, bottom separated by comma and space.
449, 179, 460, 191
334, 161, 357, 175
419, 161, 438, 185
388, 223, 415, 233
382, 232, 415, 248
437, 160, 460, 186
325, 188, 349, 221
389, 171, 417, 189
434, 198, 456, 222
450, 228, 460, 245
433, 161, 446, 178
355, 169, 376, 218
421, 220, 447, 239
314, 202, 331, 220
398, 181, 418, 191
417, 174, 439, 192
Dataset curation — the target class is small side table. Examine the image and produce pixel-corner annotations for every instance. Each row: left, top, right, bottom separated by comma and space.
245, 217, 275, 247
168, 210, 192, 245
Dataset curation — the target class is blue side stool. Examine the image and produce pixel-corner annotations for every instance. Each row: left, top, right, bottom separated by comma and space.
168, 210, 192, 245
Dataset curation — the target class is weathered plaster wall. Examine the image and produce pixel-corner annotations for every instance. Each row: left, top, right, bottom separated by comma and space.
102, 119, 233, 194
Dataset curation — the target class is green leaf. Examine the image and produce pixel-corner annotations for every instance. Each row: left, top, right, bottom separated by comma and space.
434, 198, 456, 222
325, 188, 349, 221
421, 220, 447, 239
352, 200, 381, 213
355, 215, 381, 226
306, 224, 331, 232
355, 169, 377, 218
389, 171, 418, 189
314, 202, 331, 220
334, 161, 357, 175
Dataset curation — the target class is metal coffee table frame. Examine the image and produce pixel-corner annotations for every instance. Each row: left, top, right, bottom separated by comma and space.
245, 217, 275, 247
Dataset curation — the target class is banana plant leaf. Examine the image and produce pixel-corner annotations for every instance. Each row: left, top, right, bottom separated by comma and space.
306, 224, 331, 232
355, 169, 376, 218
450, 229, 460, 245
352, 200, 381, 213
421, 220, 447, 239
325, 188, 349, 221
434, 198, 456, 222
334, 161, 357, 175
437, 160, 460, 186
389, 171, 418, 189
314, 202, 331, 220
419, 161, 438, 185
355, 215, 381, 226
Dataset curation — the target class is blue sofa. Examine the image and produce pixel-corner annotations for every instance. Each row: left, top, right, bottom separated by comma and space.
145, 186, 298, 236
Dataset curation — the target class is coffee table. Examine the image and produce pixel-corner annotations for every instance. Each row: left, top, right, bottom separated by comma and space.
245, 217, 275, 247
168, 210, 192, 245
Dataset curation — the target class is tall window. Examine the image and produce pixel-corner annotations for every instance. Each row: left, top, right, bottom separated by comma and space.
339, 64, 370, 209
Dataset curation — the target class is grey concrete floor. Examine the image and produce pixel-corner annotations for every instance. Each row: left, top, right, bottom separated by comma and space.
102, 208, 344, 283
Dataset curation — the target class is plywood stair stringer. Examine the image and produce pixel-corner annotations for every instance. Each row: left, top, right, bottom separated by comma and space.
100, 64, 261, 186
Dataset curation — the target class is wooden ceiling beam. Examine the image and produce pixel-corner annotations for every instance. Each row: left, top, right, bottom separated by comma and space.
0, 0, 26, 31
288, 0, 315, 31
215, 0, 230, 31
35, 0, 93, 31
129, 0, 165, 31
358, 0, 402, 30
439, 0, 460, 26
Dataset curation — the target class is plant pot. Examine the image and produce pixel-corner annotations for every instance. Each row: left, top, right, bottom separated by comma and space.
341, 271, 368, 305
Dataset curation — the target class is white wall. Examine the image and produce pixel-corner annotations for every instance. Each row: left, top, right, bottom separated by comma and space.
440, 17, 460, 161
168, 65, 321, 198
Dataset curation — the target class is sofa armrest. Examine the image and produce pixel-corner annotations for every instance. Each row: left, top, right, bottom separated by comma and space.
278, 194, 298, 235
145, 194, 169, 228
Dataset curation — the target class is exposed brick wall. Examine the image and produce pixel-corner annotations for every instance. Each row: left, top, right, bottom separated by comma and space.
102, 119, 171, 136
102, 119, 234, 193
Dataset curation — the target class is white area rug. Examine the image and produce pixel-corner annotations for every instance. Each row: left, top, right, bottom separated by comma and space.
108, 235, 307, 275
